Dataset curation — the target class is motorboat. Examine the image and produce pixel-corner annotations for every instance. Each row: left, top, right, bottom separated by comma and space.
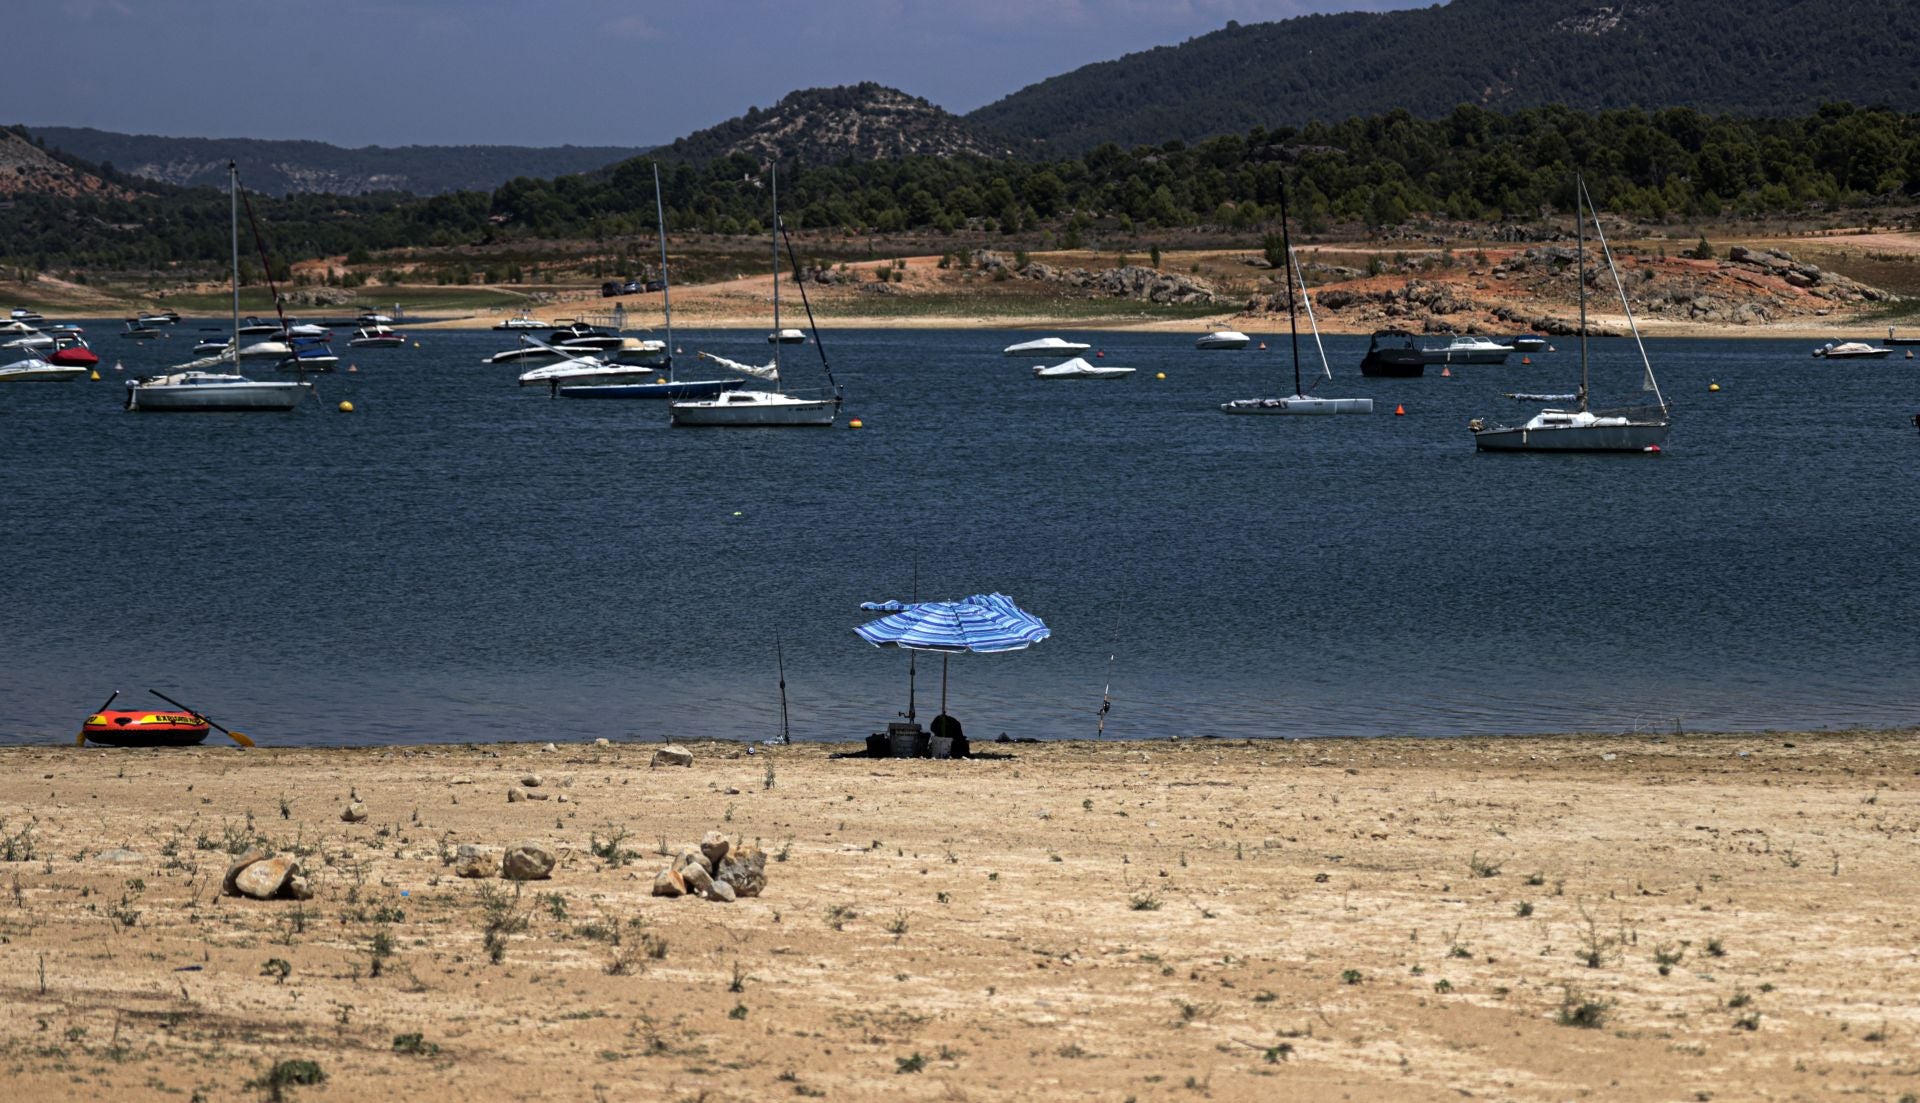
1032, 357, 1133, 380
278, 335, 337, 371
768, 328, 807, 344
2, 327, 53, 351
9, 308, 46, 324
137, 311, 179, 327
1813, 341, 1892, 360
1419, 334, 1512, 364
348, 325, 406, 348
1003, 337, 1090, 357
1196, 329, 1252, 350
1506, 334, 1549, 352
1358, 331, 1425, 377
192, 336, 232, 354
517, 354, 664, 388
600, 337, 668, 365
670, 387, 837, 426
0, 356, 87, 382
125, 163, 311, 413
46, 336, 99, 368
237, 316, 283, 336
1472, 176, 1667, 453
237, 339, 292, 360
278, 323, 330, 339
121, 320, 164, 339
493, 313, 549, 331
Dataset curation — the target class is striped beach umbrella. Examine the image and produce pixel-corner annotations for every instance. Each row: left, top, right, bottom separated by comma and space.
855, 593, 1050, 714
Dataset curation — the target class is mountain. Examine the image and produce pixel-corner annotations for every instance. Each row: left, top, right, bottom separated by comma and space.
656, 83, 1018, 165
20, 127, 650, 196
966, 0, 1920, 155
0, 128, 141, 200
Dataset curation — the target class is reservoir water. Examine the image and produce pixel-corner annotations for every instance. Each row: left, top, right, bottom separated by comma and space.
3, 324, 1917, 745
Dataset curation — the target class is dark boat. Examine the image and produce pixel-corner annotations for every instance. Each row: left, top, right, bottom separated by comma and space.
1507, 334, 1549, 352
1883, 327, 1920, 345
1359, 330, 1426, 377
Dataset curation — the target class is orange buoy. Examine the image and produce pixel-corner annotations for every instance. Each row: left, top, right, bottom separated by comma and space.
1258, 342, 1268, 350
1441, 367, 1451, 377
1096, 350, 1104, 358
1522, 356, 1532, 365
1394, 404, 1406, 416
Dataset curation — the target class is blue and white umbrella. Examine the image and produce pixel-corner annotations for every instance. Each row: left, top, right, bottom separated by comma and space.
855, 592, 1050, 715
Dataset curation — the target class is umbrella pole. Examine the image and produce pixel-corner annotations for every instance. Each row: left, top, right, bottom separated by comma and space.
908, 651, 916, 723
941, 653, 949, 715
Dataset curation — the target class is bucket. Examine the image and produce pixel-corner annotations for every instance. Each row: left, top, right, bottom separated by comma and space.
890, 730, 924, 758
928, 735, 954, 759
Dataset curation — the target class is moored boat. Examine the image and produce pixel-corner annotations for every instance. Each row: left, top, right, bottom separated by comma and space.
348, 325, 406, 348
1003, 336, 1090, 357
0, 356, 88, 382
1359, 330, 1425, 377
1813, 341, 1892, 360
80, 709, 211, 747
1196, 329, 1251, 350
1419, 334, 1512, 364
1032, 357, 1134, 380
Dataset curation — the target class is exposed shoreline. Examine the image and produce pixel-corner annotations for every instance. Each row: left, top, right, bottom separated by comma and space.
4, 728, 1914, 1101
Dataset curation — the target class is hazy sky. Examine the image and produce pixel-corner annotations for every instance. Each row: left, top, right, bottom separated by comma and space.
8, 0, 1426, 148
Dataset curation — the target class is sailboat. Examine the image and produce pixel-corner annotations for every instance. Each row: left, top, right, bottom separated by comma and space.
1220, 179, 1371, 416
126, 163, 312, 412
670, 162, 843, 427
1470, 176, 1668, 452
559, 164, 746, 401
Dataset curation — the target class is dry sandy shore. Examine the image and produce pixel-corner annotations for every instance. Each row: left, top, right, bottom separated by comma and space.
2, 732, 1916, 1102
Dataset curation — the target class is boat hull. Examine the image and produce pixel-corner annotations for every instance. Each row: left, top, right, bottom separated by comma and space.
0, 363, 88, 382
1473, 422, 1668, 451
1221, 396, 1373, 415
560, 378, 745, 400
81, 711, 211, 747
349, 337, 405, 348
1359, 351, 1425, 377
519, 367, 662, 387
670, 397, 836, 427
127, 381, 308, 411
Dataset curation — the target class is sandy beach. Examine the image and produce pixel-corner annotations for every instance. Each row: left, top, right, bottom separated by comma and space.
3, 731, 1916, 1101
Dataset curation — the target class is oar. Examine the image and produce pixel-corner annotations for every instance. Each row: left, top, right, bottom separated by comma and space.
78, 689, 119, 746
147, 689, 254, 748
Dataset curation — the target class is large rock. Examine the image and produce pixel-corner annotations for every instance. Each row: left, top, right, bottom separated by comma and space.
680, 862, 715, 896
704, 878, 736, 903
502, 841, 556, 881
452, 844, 498, 879
651, 868, 686, 898
234, 855, 298, 900
651, 745, 694, 768
285, 875, 314, 900
673, 848, 712, 876
699, 830, 730, 866
716, 845, 768, 898
507, 787, 527, 803
341, 802, 368, 823
223, 848, 270, 896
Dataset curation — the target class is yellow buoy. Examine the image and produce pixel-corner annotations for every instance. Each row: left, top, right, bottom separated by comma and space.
1155, 372, 1166, 380
1709, 382, 1721, 392
732, 511, 743, 517
89, 370, 100, 381
849, 417, 864, 429
413, 341, 421, 348
338, 400, 354, 413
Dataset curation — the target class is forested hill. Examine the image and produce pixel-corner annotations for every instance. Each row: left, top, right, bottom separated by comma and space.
966, 0, 1920, 155
655, 84, 1015, 166
22, 127, 650, 196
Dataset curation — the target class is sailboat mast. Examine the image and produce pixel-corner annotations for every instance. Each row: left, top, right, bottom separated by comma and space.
228, 161, 240, 363
1577, 175, 1589, 414
770, 162, 781, 379
1277, 176, 1302, 398
653, 163, 673, 382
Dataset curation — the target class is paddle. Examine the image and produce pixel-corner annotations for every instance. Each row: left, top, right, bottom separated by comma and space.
147, 689, 254, 748
78, 689, 119, 746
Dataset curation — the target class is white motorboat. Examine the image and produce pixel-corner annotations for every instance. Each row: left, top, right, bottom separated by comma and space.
768, 328, 807, 344
517, 352, 663, 388
1032, 357, 1134, 380
192, 336, 232, 354
0, 356, 87, 382
1218, 203, 1371, 417
1004, 337, 1091, 357
493, 313, 549, 331
348, 325, 406, 348
126, 163, 310, 413
601, 337, 668, 365
2, 326, 53, 351
1419, 334, 1512, 364
1471, 176, 1667, 453
9, 308, 46, 324
1813, 341, 1892, 360
237, 317, 283, 336
237, 339, 291, 360
674, 165, 842, 428
1196, 329, 1251, 350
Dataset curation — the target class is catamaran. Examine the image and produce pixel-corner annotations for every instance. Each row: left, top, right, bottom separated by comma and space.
1470, 177, 1668, 452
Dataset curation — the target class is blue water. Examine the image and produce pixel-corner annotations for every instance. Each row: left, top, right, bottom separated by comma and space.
3, 322, 1917, 745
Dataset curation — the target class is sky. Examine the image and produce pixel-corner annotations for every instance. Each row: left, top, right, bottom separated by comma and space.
6, 0, 1428, 148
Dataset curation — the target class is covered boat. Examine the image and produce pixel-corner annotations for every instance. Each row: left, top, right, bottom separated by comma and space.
80, 709, 211, 747
1358, 331, 1425, 377
1196, 329, 1252, 350
1813, 341, 1892, 360
1003, 336, 1091, 357
1031, 357, 1134, 379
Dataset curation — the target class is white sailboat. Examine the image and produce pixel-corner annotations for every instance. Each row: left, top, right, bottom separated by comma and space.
126, 163, 311, 412
1221, 184, 1371, 417
671, 163, 842, 427
1470, 177, 1668, 452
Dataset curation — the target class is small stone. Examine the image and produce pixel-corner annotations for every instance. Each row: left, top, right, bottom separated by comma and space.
507, 788, 526, 803
235, 855, 298, 900
542, 742, 559, 753
715, 845, 767, 898
223, 848, 270, 896
700, 830, 731, 866
557, 794, 571, 804
453, 844, 498, 878
651, 745, 694, 768
705, 878, 736, 903
593, 738, 611, 747
450, 775, 475, 785
503, 841, 556, 881
651, 869, 686, 897
1600, 752, 1617, 762
680, 862, 715, 896
673, 848, 713, 875
524, 790, 551, 801
285, 875, 314, 900
521, 774, 542, 787
342, 802, 368, 822
93, 848, 144, 864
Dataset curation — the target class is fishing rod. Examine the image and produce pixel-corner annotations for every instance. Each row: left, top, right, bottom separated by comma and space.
775, 636, 791, 745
